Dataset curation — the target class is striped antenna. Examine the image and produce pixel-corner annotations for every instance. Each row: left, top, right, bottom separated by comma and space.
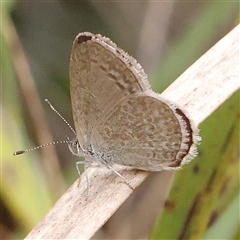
13, 140, 68, 155
45, 99, 76, 136
13, 99, 75, 155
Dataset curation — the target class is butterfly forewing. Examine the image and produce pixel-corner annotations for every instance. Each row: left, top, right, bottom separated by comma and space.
70, 32, 150, 151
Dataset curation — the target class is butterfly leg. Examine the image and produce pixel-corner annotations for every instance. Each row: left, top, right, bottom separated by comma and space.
105, 163, 134, 190
76, 160, 86, 187
76, 160, 101, 192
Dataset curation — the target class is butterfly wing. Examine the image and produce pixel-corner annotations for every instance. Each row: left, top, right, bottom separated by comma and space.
91, 92, 200, 171
69, 32, 150, 151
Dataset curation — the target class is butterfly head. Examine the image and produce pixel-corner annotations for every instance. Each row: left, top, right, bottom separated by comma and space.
67, 137, 83, 156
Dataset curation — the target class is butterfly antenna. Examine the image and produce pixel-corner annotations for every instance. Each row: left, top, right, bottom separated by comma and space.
45, 99, 76, 136
14, 100, 75, 156
13, 140, 69, 155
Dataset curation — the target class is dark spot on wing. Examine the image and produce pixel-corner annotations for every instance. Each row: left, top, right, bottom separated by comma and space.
78, 35, 92, 44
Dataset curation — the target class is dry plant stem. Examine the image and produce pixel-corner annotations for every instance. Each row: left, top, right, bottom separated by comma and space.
25, 25, 239, 239
6, 18, 65, 196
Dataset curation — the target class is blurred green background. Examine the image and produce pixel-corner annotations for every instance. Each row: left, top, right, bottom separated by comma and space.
1, 1, 239, 239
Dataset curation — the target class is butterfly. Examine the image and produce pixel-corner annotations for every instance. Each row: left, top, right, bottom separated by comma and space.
67, 32, 200, 189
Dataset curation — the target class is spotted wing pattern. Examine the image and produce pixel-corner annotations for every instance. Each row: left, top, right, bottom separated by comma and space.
92, 92, 199, 170
70, 32, 150, 152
